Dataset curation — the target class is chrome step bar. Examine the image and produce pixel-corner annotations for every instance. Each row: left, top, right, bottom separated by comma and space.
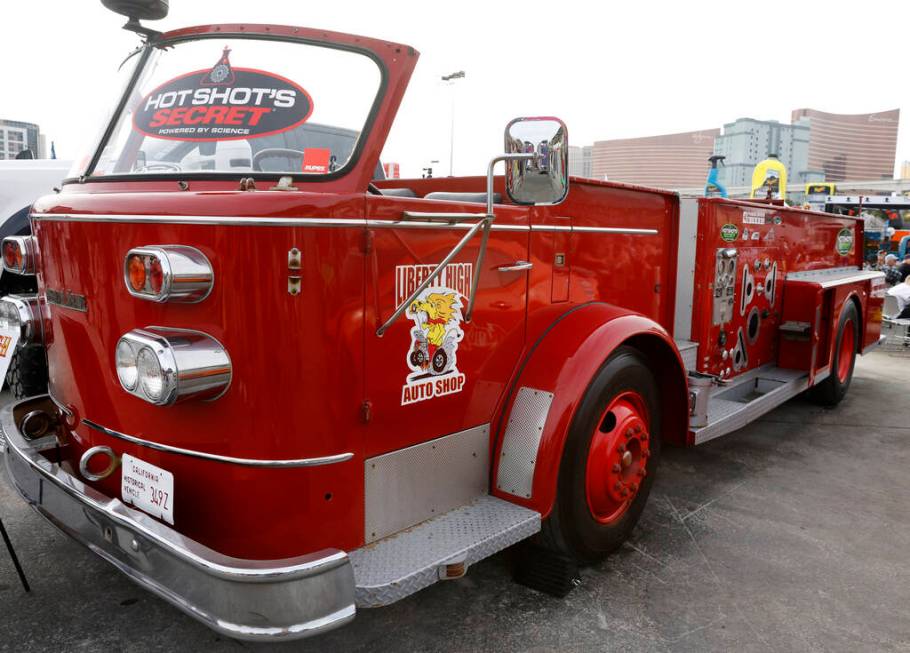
691, 364, 809, 445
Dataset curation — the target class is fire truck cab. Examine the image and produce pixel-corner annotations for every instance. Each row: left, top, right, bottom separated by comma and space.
0, 9, 885, 642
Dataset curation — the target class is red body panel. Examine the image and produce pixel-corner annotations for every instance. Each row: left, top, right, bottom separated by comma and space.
690, 199, 865, 379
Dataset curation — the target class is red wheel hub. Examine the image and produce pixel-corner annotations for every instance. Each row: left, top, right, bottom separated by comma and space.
837, 318, 856, 383
585, 391, 651, 525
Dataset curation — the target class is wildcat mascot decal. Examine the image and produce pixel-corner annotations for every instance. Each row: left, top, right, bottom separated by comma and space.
401, 287, 467, 405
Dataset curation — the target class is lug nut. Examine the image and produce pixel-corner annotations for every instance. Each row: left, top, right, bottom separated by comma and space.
621, 488, 629, 497
634, 424, 642, 434
612, 464, 621, 473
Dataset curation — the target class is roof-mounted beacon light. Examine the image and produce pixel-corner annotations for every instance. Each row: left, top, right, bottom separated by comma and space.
101, 0, 168, 39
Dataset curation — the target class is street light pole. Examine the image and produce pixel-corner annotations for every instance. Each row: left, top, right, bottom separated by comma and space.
441, 70, 465, 177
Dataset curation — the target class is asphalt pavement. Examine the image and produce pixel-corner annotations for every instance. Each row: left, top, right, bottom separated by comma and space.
1, 350, 908, 652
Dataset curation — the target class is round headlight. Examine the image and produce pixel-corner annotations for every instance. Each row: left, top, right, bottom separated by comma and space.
115, 339, 138, 390
137, 346, 165, 401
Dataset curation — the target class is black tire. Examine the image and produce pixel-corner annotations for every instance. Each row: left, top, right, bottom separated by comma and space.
409, 350, 423, 367
5, 344, 48, 399
537, 346, 661, 564
808, 301, 859, 407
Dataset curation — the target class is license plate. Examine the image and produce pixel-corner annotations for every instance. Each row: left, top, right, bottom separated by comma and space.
0, 323, 20, 382
121, 453, 174, 524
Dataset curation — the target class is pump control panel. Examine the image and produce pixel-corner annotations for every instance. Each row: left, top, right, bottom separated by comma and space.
712, 248, 738, 326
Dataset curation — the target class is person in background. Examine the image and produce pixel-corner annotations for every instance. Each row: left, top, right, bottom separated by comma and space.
887, 275, 910, 319
883, 254, 902, 286
899, 255, 910, 283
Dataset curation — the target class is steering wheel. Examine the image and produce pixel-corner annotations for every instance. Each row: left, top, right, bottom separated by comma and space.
135, 161, 182, 173
252, 148, 306, 172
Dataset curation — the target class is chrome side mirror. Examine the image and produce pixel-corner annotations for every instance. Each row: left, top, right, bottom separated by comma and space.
504, 117, 569, 205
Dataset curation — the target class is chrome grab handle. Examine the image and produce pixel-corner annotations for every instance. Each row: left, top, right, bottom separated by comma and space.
497, 261, 533, 272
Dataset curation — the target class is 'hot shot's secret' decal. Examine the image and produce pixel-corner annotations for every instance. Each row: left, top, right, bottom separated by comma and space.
133, 47, 313, 141
396, 263, 472, 406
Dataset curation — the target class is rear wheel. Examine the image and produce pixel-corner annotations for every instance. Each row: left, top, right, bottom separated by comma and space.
808, 301, 859, 406
538, 347, 661, 563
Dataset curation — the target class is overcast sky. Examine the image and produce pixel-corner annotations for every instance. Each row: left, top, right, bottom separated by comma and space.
2, 0, 907, 179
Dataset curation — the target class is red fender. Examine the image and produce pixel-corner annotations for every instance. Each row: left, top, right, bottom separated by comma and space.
491, 302, 688, 518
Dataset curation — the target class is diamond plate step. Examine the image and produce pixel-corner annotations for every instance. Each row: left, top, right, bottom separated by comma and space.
350, 495, 540, 608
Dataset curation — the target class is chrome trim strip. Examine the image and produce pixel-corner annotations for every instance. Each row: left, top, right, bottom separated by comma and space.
530, 224, 571, 232
32, 213, 365, 228
366, 219, 524, 232
33, 213, 658, 235
82, 418, 354, 468
570, 225, 659, 235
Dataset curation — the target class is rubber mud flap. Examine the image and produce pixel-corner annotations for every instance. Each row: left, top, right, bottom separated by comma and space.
512, 542, 580, 598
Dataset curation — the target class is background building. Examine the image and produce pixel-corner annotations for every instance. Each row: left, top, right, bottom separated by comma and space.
0, 119, 45, 159
901, 160, 910, 180
568, 145, 594, 179
712, 117, 818, 187
590, 128, 719, 188
791, 108, 899, 181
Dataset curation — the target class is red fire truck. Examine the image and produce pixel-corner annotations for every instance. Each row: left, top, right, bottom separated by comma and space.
0, 2, 885, 642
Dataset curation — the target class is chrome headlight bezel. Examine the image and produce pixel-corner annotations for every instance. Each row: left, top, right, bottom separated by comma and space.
0, 294, 43, 345
115, 328, 231, 406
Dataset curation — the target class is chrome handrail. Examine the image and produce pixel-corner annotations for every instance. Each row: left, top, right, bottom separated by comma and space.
375, 153, 533, 337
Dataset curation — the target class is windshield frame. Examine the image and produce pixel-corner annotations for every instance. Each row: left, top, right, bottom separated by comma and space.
74, 31, 389, 185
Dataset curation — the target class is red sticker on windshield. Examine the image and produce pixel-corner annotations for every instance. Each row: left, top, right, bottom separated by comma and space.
302, 148, 331, 174
133, 47, 313, 141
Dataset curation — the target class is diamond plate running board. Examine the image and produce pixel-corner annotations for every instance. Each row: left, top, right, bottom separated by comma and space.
350, 495, 540, 608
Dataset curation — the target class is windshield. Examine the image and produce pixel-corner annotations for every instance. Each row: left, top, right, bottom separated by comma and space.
90, 36, 382, 178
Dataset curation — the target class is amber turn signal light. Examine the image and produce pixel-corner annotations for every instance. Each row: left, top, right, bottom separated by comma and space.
1, 236, 38, 275
123, 246, 213, 303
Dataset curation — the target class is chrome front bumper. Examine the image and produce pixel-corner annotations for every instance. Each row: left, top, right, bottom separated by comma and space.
1, 396, 356, 642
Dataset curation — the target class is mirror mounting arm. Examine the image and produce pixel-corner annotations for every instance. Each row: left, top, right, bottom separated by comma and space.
486, 153, 534, 216
120, 17, 162, 41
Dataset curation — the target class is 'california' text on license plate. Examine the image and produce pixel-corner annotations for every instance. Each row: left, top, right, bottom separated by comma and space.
121, 453, 174, 524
